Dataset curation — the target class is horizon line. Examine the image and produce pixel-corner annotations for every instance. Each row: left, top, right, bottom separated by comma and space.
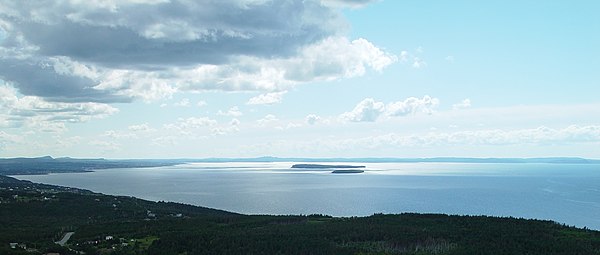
2, 155, 600, 162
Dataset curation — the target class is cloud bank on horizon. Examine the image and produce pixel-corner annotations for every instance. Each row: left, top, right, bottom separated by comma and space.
0, 0, 599, 158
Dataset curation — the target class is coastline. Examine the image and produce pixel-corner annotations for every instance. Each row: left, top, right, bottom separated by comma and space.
10, 162, 600, 231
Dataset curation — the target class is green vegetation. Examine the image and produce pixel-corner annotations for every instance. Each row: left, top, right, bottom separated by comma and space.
2, 175, 600, 255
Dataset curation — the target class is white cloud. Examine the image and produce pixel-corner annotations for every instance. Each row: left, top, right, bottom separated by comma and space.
196, 100, 207, 107
152, 135, 177, 146
170, 36, 396, 95
0, 84, 118, 132
399, 51, 409, 62
212, 118, 241, 135
283, 37, 396, 82
340, 98, 385, 122
211, 128, 226, 136
173, 117, 217, 129
247, 91, 287, 105
50, 56, 101, 80
243, 125, 600, 156
218, 106, 243, 117
164, 117, 218, 135
386, 96, 439, 116
24, 119, 67, 133
453, 99, 471, 110
341, 96, 439, 122
51, 135, 82, 150
0, 131, 22, 150
174, 98, 190, 107
286, 122, 302, 129
128, 123, 155, 132
103, 130, 137, 139
305, 114, 322, 125
412, 57, 427, 68
89, 140, 121, 152
256, 114, 279, 126
397, 50, 426, 69
362, 125, 600, 147
94, 69, 177, 102
320, 0, 379, 8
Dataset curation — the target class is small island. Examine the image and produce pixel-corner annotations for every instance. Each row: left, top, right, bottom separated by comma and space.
331, 169, 365, 174
291, 164, 366, 169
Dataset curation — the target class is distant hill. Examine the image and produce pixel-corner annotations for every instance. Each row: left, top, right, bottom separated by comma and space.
0, 156, 181, 175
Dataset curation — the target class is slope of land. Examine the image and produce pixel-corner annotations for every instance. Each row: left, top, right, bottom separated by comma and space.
2, 175, 600, 255
0, 156, 181, 175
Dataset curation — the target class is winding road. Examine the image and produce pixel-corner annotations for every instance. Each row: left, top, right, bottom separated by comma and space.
55, 232, 75, 246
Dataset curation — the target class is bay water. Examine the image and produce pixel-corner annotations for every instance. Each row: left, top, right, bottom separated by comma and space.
15, 162, 600, 230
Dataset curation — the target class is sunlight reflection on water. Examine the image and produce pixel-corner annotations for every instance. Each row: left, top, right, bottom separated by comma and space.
15, 162, 600, 230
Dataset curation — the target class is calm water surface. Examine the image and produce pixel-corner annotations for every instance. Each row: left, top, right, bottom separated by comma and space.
15, 162, 600, 230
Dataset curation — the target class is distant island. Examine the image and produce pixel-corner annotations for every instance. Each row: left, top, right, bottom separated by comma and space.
331, 169, 365, 174
291, 164, 366, 169
291, 164, 366, 173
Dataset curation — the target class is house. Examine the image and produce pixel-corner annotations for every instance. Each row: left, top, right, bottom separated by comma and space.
146, 210, 156, 217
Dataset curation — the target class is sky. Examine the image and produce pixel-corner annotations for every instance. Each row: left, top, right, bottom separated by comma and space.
0, 0, 599, 159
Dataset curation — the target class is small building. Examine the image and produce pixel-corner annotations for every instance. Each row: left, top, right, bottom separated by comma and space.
105, 236, 113, 241
9, 243, 17, 249
146, 210, 156, 217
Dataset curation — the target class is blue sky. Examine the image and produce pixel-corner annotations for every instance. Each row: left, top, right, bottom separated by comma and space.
0, 0, 599, 158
